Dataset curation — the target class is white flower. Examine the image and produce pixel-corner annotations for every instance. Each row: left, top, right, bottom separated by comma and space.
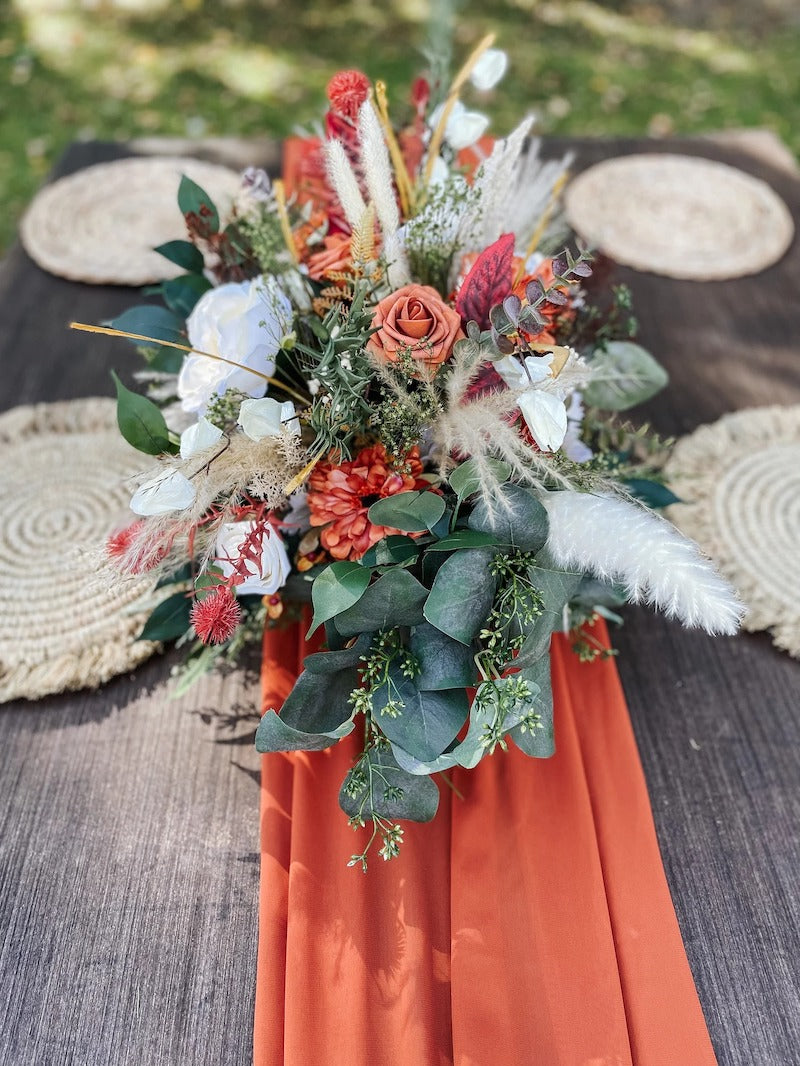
517, 390, 568, 452
494, 353, 554, 389
429, 100, 490, 151
178, 276, 293, 415
130, 468, 196, 516
237, 397, 299, 440
179, 416, 223, 459
428, 155, 450, 189
470, 49, 508, 91
215, 521, 291, 596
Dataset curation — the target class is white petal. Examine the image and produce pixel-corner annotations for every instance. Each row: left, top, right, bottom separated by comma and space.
445, 109, 490, 151
130, 469, 196, 516
280, 401, 301, 435
522, 353, 555, 383
180, 417, 223, 459
470, 49, 508, 91
494, 355, 527, 390
517, 391, 568, 452
237, 397, 285, 440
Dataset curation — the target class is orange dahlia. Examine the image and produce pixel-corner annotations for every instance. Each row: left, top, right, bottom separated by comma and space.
307, 444, 429, 561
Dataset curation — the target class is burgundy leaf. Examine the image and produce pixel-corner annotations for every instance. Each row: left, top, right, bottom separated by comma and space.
456, 233, 516, 330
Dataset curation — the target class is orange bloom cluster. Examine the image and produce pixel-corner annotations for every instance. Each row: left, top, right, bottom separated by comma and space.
307, 444, 429, 561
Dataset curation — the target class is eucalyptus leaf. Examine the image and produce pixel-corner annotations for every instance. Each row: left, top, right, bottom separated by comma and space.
510, 553, 582, 669
255, 710, 354, 753
112, 370, 175, 456
410, 622, 476, 691
359, 535, 419, 568
425, 530, 499, 552
373, 667, 469, 762
308, 561, 372, 636
334, 569, 428, 637
584, 341, 669, 411
449, 457, 512, 500
339, 746, 440, 823
423, 548, 496, 645
510, 658, 555, 758
468, 483, 549, 552
274, 665, 359, 734
367, 490, 446, 533
303, 633, 372, 675
146, 345, 184, 375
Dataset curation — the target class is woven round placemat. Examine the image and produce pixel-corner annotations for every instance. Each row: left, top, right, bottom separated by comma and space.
20, 156, 241, 285
565, 153, 794, 280
665, 405, 800, 657
0, 398, 161, 703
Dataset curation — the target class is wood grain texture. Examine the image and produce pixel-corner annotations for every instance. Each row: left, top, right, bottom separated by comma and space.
0, 139, 798, 1066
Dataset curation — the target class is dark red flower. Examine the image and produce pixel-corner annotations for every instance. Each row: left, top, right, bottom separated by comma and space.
326, 70, 371, 120
191, 587, 242, 645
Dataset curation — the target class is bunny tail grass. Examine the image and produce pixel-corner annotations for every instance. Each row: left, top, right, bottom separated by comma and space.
542, 490, 745, 635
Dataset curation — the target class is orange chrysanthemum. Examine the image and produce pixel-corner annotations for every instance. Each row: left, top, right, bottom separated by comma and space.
307, 444, 429, 561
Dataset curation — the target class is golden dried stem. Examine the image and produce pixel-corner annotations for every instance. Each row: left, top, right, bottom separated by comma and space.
374, 81, 413, 217
514, 171, 570, 285
69, 322, 308, 405
422, 32, 496, 190
272, 179, 299, 265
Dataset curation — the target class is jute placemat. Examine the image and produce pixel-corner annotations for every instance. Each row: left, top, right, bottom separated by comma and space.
565, 153, 794, 280
20, 156, 241, 285
0, 398, 161, 703
666, 405, 800, 657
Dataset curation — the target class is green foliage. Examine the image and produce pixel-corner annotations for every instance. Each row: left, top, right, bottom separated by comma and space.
423, 547, 497, 645
623, 478, 681, 508
449, 457, 512, 500
154, 240, 205, 274
112, 370, 175, 456
468, 483, 550, 552
334, 569, 428, 636
160, 274, 212, 318
138, 592, 192, 642
177, 174, 219, 231
109, 305, 185, 346
367, 490, 446, 533
308, 560, 372, 636
584, 341, 669, 411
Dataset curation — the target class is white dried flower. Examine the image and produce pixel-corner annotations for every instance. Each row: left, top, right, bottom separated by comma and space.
130, 468, 196, 516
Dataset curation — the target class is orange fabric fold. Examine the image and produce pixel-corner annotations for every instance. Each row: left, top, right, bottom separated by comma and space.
255, 620, 718, 1066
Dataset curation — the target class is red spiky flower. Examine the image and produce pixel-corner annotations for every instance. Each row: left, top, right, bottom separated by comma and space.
191, 586, 242, 645
326, 70, 371, 120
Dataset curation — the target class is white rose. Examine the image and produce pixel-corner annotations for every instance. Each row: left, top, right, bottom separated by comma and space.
179, 416, 223, 459
470, 49, 508, 91
215, 521, 291, 596
517, 390, 568, 452
130, 468, 196, 515
178, 276, 293, 415
237, 398, 299, 441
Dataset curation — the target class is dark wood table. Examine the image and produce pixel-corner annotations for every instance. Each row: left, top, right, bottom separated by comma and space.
1, 139, 798, 1066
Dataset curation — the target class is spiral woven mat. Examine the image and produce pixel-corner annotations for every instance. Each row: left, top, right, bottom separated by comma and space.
666, 405, 800, 657
0, 398, 160, 703
565, 153, 794, 280
20, 156, 241, 285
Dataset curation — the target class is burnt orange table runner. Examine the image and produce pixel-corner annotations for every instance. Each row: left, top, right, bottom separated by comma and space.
255, 621, 718, 1066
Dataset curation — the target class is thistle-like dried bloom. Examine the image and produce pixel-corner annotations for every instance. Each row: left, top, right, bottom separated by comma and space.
327, 70, 371, 120
191, 586, 242, 645
307, 444, 427, 561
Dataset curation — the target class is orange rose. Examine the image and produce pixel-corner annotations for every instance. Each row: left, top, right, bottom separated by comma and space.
366, 284, 464, 368
306, 235, 352, 281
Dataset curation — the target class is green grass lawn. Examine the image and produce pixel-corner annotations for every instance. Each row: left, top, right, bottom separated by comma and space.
1, 0, 799, 253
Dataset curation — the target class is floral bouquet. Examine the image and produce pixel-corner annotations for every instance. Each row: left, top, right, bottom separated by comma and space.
82, 36, 742, 867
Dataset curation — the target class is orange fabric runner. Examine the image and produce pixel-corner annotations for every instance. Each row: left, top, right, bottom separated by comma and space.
255, 621, 718, 1066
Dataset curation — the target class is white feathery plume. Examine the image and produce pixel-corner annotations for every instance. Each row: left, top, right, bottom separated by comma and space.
467, 116, 535, 247
541, 490, 745, 635
323, 138, 366, 229
357, 100, 400, 241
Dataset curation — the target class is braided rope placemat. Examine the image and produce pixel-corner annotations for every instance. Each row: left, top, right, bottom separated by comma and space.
0, 398, 161, 703
666, 405, 800, 657
565, 153, 794, 280
20, 156, 241, 285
